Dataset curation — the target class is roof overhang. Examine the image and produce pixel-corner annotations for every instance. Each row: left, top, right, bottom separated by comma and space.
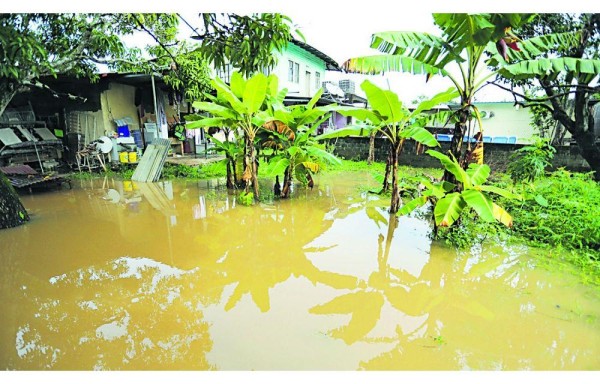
290, 38, 341, 72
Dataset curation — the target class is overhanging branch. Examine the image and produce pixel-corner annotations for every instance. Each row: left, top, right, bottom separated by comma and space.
131, 14, 180, 68
487, 81, 575, 103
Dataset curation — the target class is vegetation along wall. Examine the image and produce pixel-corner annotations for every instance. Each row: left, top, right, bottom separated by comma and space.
330, 137, 591, 172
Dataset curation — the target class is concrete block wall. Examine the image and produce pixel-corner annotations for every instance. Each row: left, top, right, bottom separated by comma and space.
329, 137, 591, 173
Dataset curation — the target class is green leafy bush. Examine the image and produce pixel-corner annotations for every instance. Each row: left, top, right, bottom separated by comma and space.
237, 191, 254, 206
507, 137, 556, 183
504, 169, 600, 251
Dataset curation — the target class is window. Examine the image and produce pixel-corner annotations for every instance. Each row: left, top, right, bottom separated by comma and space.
216, 64, 232, 83
315, 72, 321, 89
288, 60, 299, 83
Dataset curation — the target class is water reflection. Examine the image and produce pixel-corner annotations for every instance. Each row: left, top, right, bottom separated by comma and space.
3, 256, 213, 370
305, 194, 600, 370
0, 174, 599, 370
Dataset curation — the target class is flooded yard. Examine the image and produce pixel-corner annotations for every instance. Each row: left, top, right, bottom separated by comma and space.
1, 173, 599, 370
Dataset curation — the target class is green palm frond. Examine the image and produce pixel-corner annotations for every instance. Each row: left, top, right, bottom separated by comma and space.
498, 57, 600, 83
370, 31, 463, 67
518, 32, 581, 58
433, 13, 496, 48
343, 54, 448, 77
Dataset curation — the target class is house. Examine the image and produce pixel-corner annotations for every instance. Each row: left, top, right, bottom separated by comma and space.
274, 38, 341, 98
212, 38, 366, 136
0, 73, 186, 169
215, 38, 341, 99
427, 101, 538, 145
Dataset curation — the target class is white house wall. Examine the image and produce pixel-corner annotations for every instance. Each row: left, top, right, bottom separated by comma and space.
273, 43, 327, 98
472, 103, 535, 144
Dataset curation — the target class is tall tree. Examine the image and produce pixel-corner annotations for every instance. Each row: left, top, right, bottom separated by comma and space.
191, 13, 296, 77
490, 13, 600, 180
342, 13, 534, 183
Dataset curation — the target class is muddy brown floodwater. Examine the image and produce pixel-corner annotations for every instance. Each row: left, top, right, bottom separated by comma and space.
0, 173, 599, 370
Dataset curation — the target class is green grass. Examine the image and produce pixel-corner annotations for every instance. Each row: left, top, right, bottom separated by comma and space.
161, 161, 228, 180
499, 169, 600, 252
438, 168, 600, 286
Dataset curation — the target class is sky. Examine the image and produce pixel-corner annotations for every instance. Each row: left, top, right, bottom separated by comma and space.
9, 0, 600, 103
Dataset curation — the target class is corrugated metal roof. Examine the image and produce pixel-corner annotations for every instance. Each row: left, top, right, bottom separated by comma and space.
0, 164, 38, 175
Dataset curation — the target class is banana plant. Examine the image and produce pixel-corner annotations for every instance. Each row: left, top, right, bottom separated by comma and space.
188, 71, 281, 200
185, 108, 243, 189
318, 80, 458, 213
342, 13, 535, 181
208, 133, 243, 188
399, 149, 521, 230
260, 88, 341, 198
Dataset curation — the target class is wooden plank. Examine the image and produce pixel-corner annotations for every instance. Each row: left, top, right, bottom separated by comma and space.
147, 139, 169, 182
146, 145, 164, 182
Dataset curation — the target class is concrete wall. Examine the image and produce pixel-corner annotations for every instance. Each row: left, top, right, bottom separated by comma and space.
330, 136, 591, 172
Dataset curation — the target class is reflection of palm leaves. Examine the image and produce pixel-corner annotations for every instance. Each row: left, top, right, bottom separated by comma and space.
213, 201, 360, 313
309, 291, 385, 345
366, 206, 388, 229
225, 280, 271, 312
385, 283, 447, 317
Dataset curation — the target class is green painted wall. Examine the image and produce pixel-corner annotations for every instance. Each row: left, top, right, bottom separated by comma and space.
273, 42, 327, 98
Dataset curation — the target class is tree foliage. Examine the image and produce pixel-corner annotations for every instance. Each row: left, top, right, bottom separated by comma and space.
491, 13, 600, 180
193, 13, 296, 78
342, 13, 534, 184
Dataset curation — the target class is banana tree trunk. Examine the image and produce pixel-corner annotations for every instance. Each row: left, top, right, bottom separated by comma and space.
251, 148, 259, 198
367, 130, 376, 165
382, 148, 392, 193
281, 163, 295, 199
243, 136, 260, 199
389, 145, 401, 214
444, 107, 469, 184
0, 172, 30, 229
225, 154, 235, 189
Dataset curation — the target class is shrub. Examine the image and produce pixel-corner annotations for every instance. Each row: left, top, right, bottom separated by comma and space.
507, 137, 556, 183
